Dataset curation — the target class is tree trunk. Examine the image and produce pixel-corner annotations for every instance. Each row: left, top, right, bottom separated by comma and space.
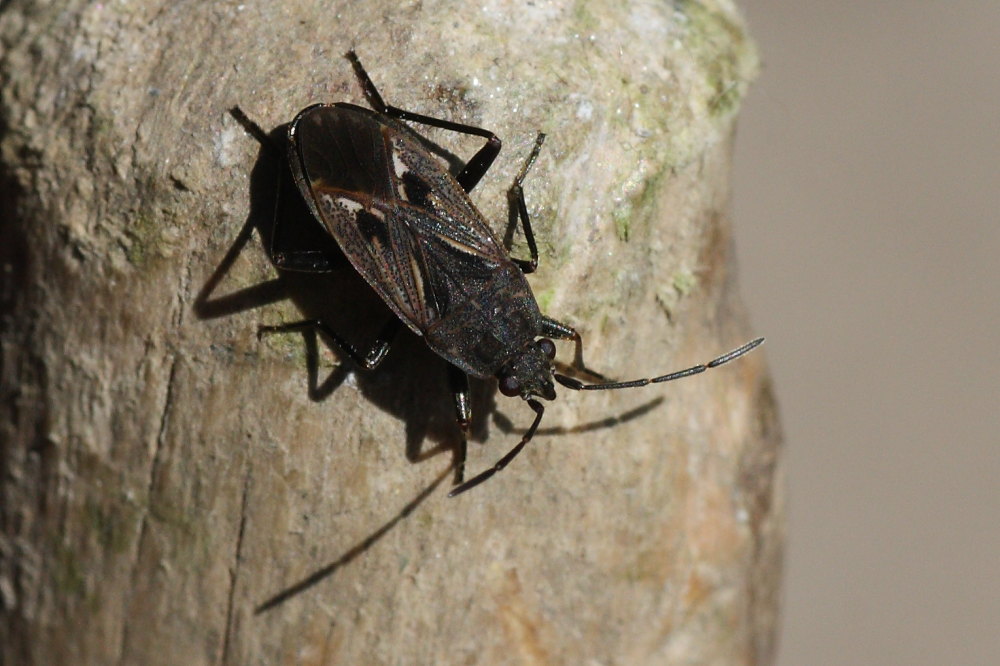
0, 1, 782, 663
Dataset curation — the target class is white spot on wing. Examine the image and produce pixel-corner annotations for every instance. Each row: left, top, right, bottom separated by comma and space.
409, 255, 425, 307
392, 149, 409, 180
391, 140, 411, 200
335, 197, 364, 213
319, 193, 383, 220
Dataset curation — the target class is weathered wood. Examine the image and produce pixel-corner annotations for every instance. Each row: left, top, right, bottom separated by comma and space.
0, 1, 782, 663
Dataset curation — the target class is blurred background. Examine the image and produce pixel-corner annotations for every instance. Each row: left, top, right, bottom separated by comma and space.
731, 1, 999, 663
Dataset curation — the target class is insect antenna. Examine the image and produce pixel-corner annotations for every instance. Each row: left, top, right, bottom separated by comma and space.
553, 337, 764, 391
448, 399, 546, 497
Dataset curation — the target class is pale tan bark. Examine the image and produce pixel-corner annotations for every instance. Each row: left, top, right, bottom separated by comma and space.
0, 1, 782, 663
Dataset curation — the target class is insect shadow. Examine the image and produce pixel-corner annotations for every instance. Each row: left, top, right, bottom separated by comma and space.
492, 394, 665, 439
253, 463, 452, 614
194, 113, 495, 472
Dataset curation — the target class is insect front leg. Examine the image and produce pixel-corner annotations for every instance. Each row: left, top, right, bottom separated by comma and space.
447, 364, 472, 485
506, 133, 546, 273
258, 317, 401, 371
345, 50, 501, 193
540, 316, 608, 381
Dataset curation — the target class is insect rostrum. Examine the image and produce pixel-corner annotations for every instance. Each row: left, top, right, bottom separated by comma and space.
255, 51, 764, 497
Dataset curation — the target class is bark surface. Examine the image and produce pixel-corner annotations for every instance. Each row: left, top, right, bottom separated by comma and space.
0, 1, 782, 663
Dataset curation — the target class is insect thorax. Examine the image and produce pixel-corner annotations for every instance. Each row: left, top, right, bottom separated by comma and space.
424, 263, 543, 378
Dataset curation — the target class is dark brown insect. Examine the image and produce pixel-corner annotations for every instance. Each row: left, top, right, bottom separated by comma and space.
253, 51, 763, 496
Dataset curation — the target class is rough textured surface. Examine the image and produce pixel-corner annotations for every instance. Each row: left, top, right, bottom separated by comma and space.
0, 1, 782, 664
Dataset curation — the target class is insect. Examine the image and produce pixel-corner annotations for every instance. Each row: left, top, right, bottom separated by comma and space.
251, 51, 764, 496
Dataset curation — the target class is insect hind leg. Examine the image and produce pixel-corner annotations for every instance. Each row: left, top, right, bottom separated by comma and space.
345, 50, 501, 193
258, 317, 400, 371
228, 107, 345, 273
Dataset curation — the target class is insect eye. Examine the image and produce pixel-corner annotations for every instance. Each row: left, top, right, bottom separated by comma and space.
538, 338, 556, 360
498, 375, 521, 397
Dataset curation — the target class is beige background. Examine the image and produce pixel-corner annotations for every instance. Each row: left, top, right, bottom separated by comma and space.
731, 1, 1000, 663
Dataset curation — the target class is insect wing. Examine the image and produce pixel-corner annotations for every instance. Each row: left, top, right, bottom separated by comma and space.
386, 127, 509, 321
290, 104, 508, 332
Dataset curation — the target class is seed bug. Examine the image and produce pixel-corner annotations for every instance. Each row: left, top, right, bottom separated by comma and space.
251, 50, 764, 497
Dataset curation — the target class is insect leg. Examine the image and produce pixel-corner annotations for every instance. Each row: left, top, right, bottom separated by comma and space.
268, 245, 343, 274
258, 317, 401, 371
540, 316, 608, 380
507, 133, 546, 273
448, 399, 545, 497
447, 364, 472, 485
345, 50, 501, 193
269, 161, 347, 273
228, 107, 344, 273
